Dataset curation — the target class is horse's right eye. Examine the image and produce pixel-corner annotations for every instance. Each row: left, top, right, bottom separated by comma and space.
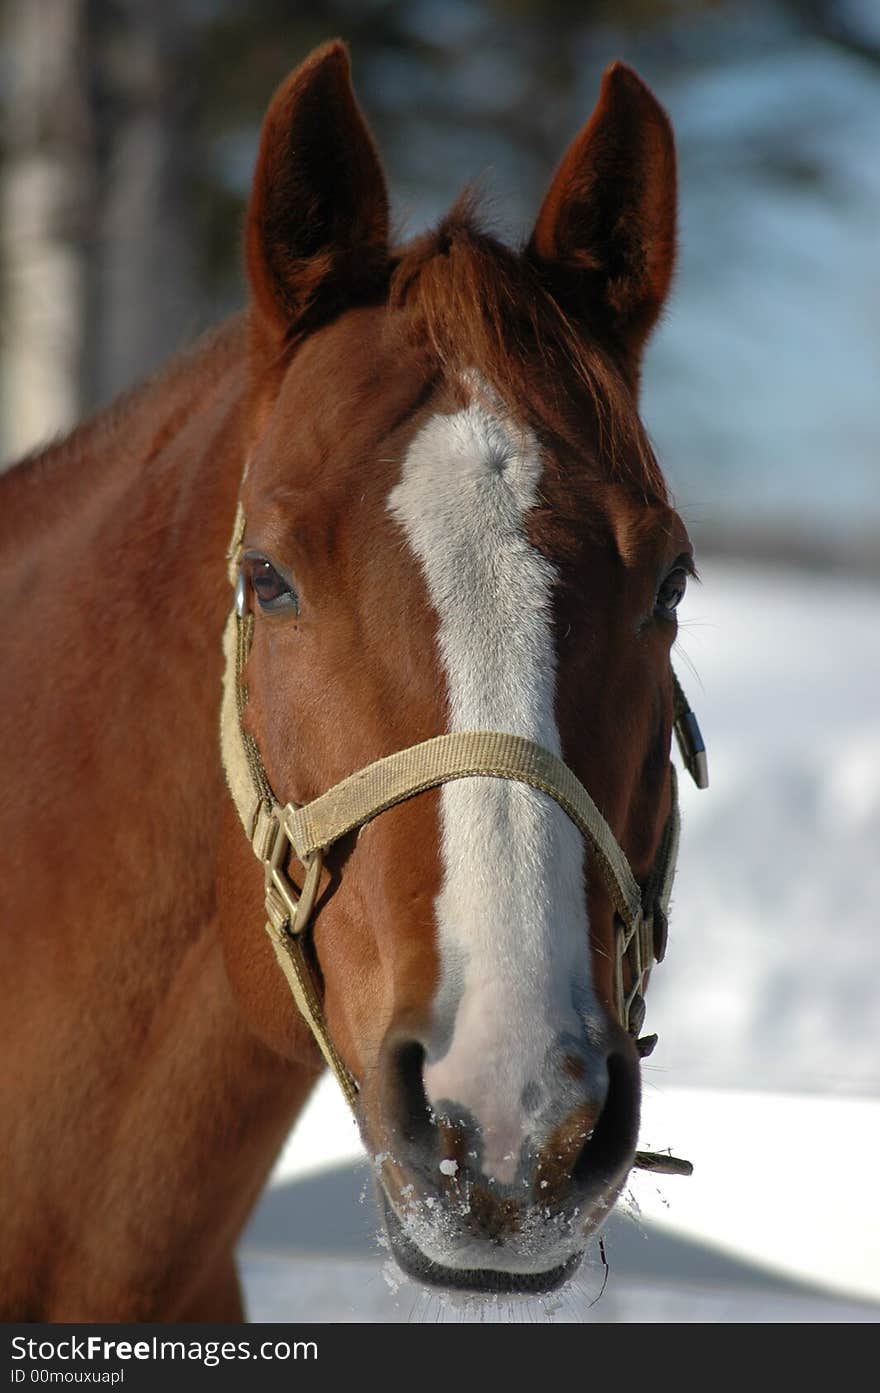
242, 554, 298, 614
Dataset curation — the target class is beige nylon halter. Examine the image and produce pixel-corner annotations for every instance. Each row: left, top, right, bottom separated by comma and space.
220, 502, 700, 1176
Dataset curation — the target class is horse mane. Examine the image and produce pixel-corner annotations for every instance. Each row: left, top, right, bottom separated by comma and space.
390, 196, 667, 502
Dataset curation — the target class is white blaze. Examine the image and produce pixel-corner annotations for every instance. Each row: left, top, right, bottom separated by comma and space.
388, 387, 599, 1183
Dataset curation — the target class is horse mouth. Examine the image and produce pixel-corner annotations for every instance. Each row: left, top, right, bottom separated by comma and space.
378, 1189, 584, 1295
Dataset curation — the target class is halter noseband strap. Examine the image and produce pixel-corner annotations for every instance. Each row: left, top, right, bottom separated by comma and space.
220, 503, 706, 1175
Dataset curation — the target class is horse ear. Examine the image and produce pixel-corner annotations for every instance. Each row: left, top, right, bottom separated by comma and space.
245, 41, 389, 350
527, 62, 676, 377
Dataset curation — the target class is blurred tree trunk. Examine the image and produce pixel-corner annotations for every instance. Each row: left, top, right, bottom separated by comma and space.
1, 0, 201, 462
87, 0, 201, 406
1, 0, 93, 461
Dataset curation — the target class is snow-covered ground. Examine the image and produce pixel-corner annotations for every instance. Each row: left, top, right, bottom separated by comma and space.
652, 558, 880, 1097
240, 559, 880, 1321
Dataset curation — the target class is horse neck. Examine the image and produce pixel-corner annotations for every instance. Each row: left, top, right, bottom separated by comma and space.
0, 319, 322, 1318
0, 317, 250, 955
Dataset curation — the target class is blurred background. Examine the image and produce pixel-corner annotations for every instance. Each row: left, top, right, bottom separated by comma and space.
2, 0, 877, 1321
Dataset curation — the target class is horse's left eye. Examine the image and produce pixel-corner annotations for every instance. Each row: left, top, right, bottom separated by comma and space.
655, 567, 688, 617
243, 555, 298, 614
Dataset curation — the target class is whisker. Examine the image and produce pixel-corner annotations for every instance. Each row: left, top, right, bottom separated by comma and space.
586, 1236, 610, 1309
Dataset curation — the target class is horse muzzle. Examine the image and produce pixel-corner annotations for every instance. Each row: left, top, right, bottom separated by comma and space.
363, 1021, 641, 1293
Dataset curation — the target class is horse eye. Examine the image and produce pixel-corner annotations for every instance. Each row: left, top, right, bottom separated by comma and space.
656, 567, 688, 617
243, 555, 298, 614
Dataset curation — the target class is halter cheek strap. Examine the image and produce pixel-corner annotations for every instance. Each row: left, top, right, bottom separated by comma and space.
220, 502, 706, 1175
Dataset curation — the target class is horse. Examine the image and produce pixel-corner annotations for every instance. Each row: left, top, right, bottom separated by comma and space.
0, 41, 706, 1320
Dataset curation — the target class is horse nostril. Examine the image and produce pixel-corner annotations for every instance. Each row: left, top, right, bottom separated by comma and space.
570, 1051, 639, 1193
384, 1039, 434, 1152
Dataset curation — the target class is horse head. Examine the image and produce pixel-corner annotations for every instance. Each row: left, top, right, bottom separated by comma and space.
218, 41, 696, 1294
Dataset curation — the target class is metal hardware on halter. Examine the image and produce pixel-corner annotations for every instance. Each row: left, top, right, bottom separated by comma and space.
258, 805, 324, 934
672, 672, 709, 789
234, 568, 249, 619
633, 1150, 693, 1177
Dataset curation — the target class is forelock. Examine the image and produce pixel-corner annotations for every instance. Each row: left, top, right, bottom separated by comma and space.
388, 195, 667, 503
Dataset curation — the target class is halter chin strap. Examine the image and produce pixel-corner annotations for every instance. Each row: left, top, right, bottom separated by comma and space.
220, 502, 706, 1175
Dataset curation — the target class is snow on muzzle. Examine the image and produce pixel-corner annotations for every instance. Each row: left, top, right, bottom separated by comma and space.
365, 1019, 641, 1291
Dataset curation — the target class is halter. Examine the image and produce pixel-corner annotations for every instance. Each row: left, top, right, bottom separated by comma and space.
220, 502, 708, 1176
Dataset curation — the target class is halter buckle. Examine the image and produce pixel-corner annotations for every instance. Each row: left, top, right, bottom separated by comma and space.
258, 805, 324, 937
614, 909, 653, 1036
